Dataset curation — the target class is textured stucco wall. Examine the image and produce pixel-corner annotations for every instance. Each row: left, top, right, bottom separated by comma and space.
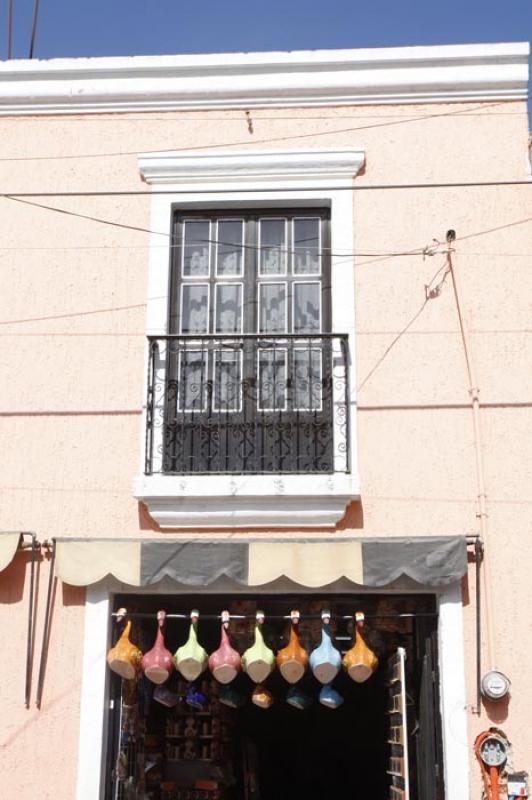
0, 100, 530, 798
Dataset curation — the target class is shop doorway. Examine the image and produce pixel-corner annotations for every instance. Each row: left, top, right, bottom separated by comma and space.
105, 593, 443, 800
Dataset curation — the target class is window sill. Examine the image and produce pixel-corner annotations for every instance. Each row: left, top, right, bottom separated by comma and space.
133, 473, 359, 529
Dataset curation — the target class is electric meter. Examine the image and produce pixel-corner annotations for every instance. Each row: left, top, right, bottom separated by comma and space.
479, 735, 508, 768
481, 670, 511, 700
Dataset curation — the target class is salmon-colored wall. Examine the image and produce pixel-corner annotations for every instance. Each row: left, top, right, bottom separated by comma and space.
0, 101, 530, 798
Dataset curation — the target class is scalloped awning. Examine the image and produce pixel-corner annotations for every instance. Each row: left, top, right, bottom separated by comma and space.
53, 536, 467, 589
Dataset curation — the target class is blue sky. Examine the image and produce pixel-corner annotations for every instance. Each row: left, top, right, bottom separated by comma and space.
2, 0, 530, 59
2, 0, 531, 115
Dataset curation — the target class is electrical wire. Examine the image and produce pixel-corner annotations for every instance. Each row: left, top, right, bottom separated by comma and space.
0, 106, 527, 123
28, 0, 40, 59
0, 101, 519, 161
3, 195, 532, 262
0, 213, 529, 330
356, 262, 451, 392
6, 0, 13, 60
2, 179, 532, 196
0, 241, 530, 256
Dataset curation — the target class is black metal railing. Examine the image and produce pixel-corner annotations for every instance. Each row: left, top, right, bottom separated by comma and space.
144, 334, 350, 475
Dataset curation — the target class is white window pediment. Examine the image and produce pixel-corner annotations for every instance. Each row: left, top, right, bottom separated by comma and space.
133, 148, 364, 529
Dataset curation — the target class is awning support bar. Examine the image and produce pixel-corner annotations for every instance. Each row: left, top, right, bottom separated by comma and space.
36, 538, 56, 710
24, 533, 38, 708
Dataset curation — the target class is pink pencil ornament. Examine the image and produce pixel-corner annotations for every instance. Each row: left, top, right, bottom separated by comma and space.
141, 610, 174, 685
209, 610, 241, 684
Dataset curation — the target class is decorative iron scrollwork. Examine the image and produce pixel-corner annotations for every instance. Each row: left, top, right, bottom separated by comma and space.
145, 334, 350, 475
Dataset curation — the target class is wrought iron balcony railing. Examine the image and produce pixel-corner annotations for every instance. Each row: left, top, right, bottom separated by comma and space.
144, 334, 350, 475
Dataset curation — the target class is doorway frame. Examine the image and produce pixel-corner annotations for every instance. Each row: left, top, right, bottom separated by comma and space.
75, 580, 468, 800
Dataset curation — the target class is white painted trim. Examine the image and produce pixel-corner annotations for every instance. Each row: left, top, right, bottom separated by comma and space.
76, 579, 468, 799
135, 148, 362, 527
0, 42, 528, 115
76, 583, 111, 800
139, 149, 365, 185
133, 473, 357, 528
438, 583, 470, 800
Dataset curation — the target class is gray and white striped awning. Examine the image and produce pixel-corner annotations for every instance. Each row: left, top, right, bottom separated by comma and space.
53, 536, 467, 589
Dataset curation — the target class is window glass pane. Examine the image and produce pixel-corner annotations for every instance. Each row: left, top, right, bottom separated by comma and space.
215, 284, 242, 334
180, 284, 209, 334
182, 220, 210, 277
258, 349, 287, 411
216, 220, 244, 276
293, 218, 321, 274
259, 218, 287, 275
178, 351, 207, 411
294, 349, 322, 411
259, 283, 287, 333
214, 351, 242, 412
294, 282, 321, 333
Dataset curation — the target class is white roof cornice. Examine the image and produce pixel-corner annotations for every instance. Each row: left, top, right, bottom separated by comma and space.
0, 42, 528, 115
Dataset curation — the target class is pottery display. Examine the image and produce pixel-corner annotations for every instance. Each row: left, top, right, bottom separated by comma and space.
319, 683, 344, 709
174, 610, 208, 682
185, 686, 208, 710
286, 685, 311, 710
107, 609, 142, 680
276, 610, 308, 684
251, 684, 274, 709
242, 611, 275, 684
309, 610, 342, 684
209, 611, 241, 684
141, 610, 174, 684
219, 684, 246, 709
342, 612, 378, 683
153, 684, 181, 708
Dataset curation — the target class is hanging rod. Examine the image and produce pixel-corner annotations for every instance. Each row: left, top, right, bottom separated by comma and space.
111, 611, 438, 622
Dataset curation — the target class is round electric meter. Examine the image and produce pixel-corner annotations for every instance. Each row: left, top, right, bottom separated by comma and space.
479, 735, 507, 768
481, 670, 511, 700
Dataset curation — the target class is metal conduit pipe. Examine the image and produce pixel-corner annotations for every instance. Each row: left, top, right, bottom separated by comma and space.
447, 241, 496, 672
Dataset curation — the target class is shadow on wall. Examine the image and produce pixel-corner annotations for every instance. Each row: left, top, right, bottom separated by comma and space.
483, 694, 510, 724
0, 548, 41, 604
62, 581, 86, 607
138, 499, 365, 534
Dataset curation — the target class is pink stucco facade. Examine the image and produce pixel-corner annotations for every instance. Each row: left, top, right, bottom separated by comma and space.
0, 43, 530, 799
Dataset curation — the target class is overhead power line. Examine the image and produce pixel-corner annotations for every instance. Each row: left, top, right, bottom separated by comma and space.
0, 214, 529, 329
4, 195, 532, 253
0, 179, 532, 202
0, 101, 523, 162
28, 0, 41, 59
1, 179, 531, 198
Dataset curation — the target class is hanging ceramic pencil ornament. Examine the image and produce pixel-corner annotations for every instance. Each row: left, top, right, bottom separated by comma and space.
185, 685, 208, 710
276, 610, 308, 684
153, 684, 181, 708
343, 611, 378, 683
242, 611, 275, 684
107, 608, 142, 680
309, 609, 342, 684
251, 684, 274, 709
319, 683, 344, 709
174, 610, 208, 682
209, 610, 241, 684
219, 684, 246, 709
286, 684, 312, 710
141, 610, 174, 684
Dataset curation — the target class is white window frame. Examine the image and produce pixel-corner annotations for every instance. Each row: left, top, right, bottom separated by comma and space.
75, 579, 469, 800
133, 148, 365, 528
